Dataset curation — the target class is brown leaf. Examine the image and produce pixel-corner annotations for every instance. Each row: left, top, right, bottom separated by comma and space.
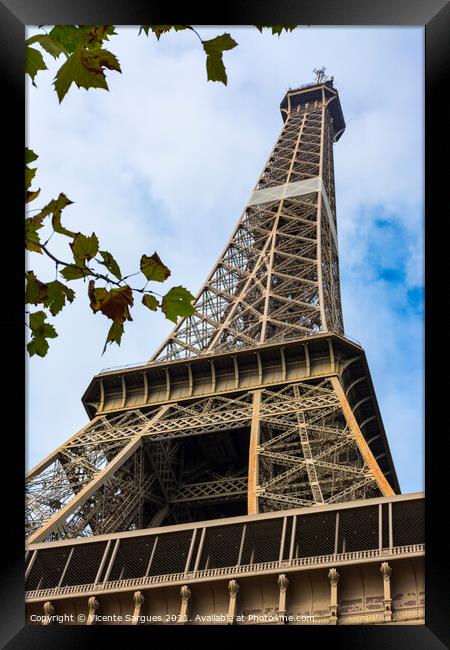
140, 252, 171, 282
88, 281, 133, 324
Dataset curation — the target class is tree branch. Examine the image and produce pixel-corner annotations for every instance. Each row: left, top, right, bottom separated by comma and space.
39, 244, 161, 296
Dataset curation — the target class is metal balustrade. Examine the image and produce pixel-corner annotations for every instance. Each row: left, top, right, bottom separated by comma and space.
25, 543, 425, 601
25, 494, 424, 601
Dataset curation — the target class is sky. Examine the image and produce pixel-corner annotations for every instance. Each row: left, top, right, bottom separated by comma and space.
25, 26, 424, 494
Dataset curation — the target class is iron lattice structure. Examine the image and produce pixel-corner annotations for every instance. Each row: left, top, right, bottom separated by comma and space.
26, 78, 400, 547
152, 80, 343, 362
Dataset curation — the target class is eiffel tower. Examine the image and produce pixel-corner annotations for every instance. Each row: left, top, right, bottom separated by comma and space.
25, 75, 424, 626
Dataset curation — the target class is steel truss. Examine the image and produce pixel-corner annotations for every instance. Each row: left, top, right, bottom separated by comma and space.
152, 94, 344, 362
26, 378, 389, 542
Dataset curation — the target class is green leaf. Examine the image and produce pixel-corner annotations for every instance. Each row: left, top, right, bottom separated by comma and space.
202, 33, 238, 85
98, 250, 122, 280
25, 166, 36, 191
48, 26, 88, 55
25, 273, 75, 315
49, 193, 76, 237
148, 25, 173, 39
83, 25, 117, 49
102, 321, 124, 354
27, 310, 58, 357
53, 46, 121, 103
70, 232, 99, 264
25, 148, 38, 165
43, 280, 75, 316
59, 265, 90, 281
25, 271, 48, 304
140, 25, 187, 39
26, 46, 47, 85
25, 216, 44, 253
254, 25, 297, 36
30, 192, 75, 236
88, 281, 133, 324
142, 294, 159, 311
140, 253, 171, 283
26, 34, 68, 59
161, 286, 195, 323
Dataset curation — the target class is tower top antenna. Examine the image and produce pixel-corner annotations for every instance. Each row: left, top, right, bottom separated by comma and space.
313, 66, 328, 83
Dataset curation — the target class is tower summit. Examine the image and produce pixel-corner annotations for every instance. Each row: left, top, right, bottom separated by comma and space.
25, 75, 423, 626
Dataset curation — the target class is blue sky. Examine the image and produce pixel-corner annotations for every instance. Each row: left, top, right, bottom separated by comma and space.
26, 26, 424, 494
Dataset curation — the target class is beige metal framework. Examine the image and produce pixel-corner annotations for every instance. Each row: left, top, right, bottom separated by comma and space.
26, 79, 400, 553
26, 370, 396, 543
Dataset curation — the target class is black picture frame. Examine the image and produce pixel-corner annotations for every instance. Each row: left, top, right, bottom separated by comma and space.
2, 1, 448, 647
